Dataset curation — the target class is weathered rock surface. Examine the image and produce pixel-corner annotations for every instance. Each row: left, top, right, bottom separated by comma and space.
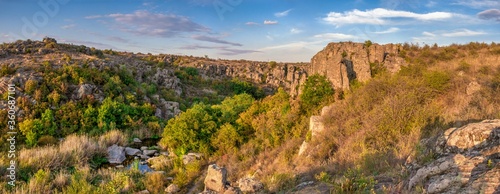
204, 164, 228, 193
310, 42, 406, 90
238, 177, 263, 193
299, 114, 328, 156
408, 120, 500, 193
125, 147, 142, 156
107, 144, 126, 164
165, 184, 180, 193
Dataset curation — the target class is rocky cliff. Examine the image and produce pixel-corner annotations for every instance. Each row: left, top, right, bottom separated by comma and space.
191, 61, 308, 97
310, 42, 406, 90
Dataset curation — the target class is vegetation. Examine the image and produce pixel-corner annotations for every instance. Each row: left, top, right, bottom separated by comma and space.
1, 39, 499, 193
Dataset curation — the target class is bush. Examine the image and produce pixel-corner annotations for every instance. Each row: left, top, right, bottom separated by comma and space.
144, 172, 166, 194
37, 135, 58, 146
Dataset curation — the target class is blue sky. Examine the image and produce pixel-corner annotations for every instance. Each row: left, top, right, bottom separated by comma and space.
1, 0, 499, 62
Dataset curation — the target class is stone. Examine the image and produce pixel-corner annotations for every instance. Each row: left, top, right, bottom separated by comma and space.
136, 190, 150, 194
238, 177, 263, 193
187, 152, 203, 159
182, 154, 196, 165
133, 138, 142, 143
140, 154, 150, 160
408, 120, 500, 193
143, 150, 157, 156
204, 164, 228, 193
160, 151, 169, 156
140, 146, 148, 150
115, 165, 124, 169
75, 84, 96, 99
125, 147, 142, 156
107, 144, 126, 164
223, 186, 241, 194
165, 184, 179, 193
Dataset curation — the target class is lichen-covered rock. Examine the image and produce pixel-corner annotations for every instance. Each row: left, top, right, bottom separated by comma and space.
408, 120, 500, 193
165, 184, 179, 193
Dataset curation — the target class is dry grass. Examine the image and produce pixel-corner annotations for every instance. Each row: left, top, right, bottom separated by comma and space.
98, 129, 128, 147
19, 134, 104, 171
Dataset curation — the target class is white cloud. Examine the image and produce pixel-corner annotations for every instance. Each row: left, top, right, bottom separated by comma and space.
313, 33, 358, 40
441, 29, 487, 37
422, 31, 436, 37
426, 1, 437, 7
85, 15, 102, 19
323, 8, 454, 26
290, 28, 303, 34
454, 0, 500, 9
275, 9, 292, 17
264, 20, 278, 25
61, 24, 76, 29
374, 27, 400, 34
245, 22, 259, 26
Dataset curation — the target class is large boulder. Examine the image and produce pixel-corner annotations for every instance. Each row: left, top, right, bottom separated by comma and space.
107, 144, 126, 164
204, 164, 228, 193
408, 120, 500, 193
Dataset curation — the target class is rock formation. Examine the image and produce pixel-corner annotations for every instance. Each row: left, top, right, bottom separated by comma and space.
194, 62, 308, 97
408, 120, 500, 193
310, 42, 406, 90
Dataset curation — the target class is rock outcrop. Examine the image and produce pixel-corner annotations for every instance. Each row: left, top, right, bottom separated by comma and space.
310, 42, 406, 90
408, 120, 500, 193
195, 62, 308, 97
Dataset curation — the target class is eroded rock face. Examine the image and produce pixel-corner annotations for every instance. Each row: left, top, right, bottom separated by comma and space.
310, 42, 406, 90
408, 120, 500, 193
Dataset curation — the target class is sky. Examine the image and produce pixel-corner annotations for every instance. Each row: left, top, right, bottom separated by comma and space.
0, 0, 499, 62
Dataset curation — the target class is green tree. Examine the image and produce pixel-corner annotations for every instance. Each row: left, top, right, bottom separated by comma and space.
41, 109, 57, 136
159, 103, 217, 155
19, 119, 43, 147
211, 123, 242, 155
300, 74, 335, 110
212, 93, 254, 125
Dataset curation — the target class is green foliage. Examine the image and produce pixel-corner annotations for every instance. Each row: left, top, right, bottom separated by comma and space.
160, 103, 217, 155
333, 168, 376, 193
341, 50, 348, 58
364, 40, 373, 48
212, 93, 254, 124
0, 64, 16, 76
315, 171, 332, 183
211, 123, 242, 155
230, 78, 264, 99
423, 71, 451, 93
370, 62, 386, 77
300, 74, 334, 110
269, 61, 278, 68
24, 79, 38, 94
19, 119, 43, 147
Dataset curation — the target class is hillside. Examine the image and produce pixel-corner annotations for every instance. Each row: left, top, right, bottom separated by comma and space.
0, 38, 499, 193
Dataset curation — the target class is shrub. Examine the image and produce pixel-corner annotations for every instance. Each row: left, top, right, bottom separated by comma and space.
37, 135, 58, 146
424, 71, 451, 93
24, 79, 38, 94
144, 172, 166, 193
98, 130, 128, 147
